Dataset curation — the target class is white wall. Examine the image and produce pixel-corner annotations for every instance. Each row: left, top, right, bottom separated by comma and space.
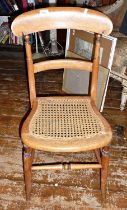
0, 16, 9, 26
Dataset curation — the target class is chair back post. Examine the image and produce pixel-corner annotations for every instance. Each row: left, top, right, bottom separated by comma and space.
91, 33, 101, 104
25, 35, 36, 107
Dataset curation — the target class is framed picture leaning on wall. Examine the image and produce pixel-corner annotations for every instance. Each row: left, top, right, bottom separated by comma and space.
63, 29, 117, 111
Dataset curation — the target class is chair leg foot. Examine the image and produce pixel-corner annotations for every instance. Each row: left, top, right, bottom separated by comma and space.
23, 145, 35, 200
101, 146, 110, 202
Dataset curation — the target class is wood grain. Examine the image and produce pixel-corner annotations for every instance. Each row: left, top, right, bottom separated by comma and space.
11, 7, 113, 37
0, 50, 127, 208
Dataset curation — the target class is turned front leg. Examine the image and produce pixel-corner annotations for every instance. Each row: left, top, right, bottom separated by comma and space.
23, 145, 35, 200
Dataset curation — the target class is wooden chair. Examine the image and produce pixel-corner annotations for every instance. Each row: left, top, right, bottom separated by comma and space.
11, 7, 113, 201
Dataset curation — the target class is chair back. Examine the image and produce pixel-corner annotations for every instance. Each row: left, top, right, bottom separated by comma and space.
11, 7, 113, 107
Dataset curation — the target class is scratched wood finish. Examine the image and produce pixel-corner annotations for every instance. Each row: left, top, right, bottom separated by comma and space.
0, 50, 127, 209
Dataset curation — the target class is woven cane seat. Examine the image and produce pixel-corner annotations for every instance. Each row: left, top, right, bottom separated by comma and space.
22, 96, 112, 152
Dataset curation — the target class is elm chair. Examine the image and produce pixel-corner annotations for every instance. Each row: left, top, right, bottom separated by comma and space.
11, 7, 113, 201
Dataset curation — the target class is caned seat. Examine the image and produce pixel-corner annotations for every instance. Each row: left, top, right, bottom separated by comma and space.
11, 7, 113, 201
22, 97, 112, 152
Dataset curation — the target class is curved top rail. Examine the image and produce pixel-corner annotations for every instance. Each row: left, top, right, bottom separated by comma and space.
11, 7, 113, 37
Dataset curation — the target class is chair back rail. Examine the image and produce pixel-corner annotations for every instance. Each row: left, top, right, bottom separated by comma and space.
34, 59, 92, 73
11, 7, 113, 36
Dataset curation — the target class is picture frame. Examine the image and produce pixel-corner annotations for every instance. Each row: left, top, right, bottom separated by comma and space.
63, 29, 117, 111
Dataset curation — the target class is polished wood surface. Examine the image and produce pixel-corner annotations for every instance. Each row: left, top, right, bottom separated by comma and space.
0, 50, 127, 208
31, 163, 102, 170
91, 34, 101, 103
25, 35, 36, 107
34, 59, 92, 73
11, 7, 113, 37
